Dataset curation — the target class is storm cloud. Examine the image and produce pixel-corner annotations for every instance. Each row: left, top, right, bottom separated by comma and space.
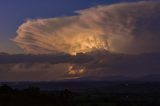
14, 1, 160, 55
0, 52, 160, 81
1, 1, 159, 81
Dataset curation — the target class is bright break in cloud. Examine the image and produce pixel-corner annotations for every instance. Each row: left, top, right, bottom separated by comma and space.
14, 1, 160, 55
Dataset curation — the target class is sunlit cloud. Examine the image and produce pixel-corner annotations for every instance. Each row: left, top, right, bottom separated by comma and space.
14, 1, 160, 55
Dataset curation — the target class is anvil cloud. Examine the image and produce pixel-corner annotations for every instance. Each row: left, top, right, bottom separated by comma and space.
14, 1, 160, 55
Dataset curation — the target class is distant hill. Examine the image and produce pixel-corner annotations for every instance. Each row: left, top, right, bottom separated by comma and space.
0, 52, 9, 55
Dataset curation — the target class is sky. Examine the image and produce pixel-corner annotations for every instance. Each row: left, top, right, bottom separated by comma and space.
0, 0, 146, 54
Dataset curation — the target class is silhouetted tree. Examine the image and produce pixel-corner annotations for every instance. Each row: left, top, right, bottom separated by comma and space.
0, 84, 13, 93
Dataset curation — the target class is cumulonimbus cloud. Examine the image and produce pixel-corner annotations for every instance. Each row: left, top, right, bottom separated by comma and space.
14, 1, 160, 55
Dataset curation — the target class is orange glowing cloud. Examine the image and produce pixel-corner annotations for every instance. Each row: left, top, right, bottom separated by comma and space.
14, 1, 160, 55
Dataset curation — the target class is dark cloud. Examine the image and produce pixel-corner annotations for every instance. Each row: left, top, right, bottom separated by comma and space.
81, 52, 160, 79
0, 51, 160, 81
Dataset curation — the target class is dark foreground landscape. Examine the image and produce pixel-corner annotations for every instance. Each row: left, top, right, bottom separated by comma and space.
0, 81, 160, 106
